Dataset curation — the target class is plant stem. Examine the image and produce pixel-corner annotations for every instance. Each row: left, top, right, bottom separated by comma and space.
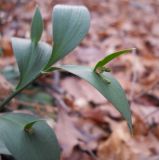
0, 90, 19, 111
0, 74, 41, 111
0, 84, 30, 111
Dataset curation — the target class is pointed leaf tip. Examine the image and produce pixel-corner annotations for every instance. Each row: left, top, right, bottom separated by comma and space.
31, 7, 43, 44
51, 65, 132, 131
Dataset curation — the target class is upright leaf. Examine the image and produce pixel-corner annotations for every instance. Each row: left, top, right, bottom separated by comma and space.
52, 65, 132, 131
94, 49, 134, 71
31, 7, 43, 44
0, 113, 60, 160
45, 5, 90, 68
11, 38, 52, 90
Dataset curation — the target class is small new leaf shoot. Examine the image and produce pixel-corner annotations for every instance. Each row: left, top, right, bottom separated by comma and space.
94, 48, 135, 71
24, 120, 43, 134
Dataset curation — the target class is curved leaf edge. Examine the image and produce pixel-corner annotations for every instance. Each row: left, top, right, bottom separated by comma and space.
44, 5, 91, 69
47, 65, 132, 132
0, 113, 61, 160
11, 37, 52, 91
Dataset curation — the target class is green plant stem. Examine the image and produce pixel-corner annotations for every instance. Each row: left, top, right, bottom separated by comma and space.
0, 90, 20, 111
0, 74, 41, 111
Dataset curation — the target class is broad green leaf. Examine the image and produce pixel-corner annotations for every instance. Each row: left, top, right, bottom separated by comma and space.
31, 7, 43, 44
94, 49, 134, 71
52, 65, 132, 131
45, 5, 90, 68
11, 38, 52, 90
0, 113, 60, 160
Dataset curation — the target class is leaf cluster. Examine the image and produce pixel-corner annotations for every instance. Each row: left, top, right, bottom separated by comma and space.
0, 5, 133, 160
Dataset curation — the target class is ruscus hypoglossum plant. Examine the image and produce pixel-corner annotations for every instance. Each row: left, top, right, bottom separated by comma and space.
0, 5, 133, 160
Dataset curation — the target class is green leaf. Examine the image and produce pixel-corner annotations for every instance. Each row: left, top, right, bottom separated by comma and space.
31, 7, 43, 44
11, 38, 52, 90
0, 140, 11, 155
42, 66, 57, 73
52, 65, 132, 131
0, 113, 60, 160
45, 5, 90, 68
94, 48, 134, 71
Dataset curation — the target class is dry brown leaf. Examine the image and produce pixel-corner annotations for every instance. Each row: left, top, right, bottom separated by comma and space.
0, 37, 12, 57
61, 77, 106, 104
97, 122, 153, 160
55, 110, 86, 157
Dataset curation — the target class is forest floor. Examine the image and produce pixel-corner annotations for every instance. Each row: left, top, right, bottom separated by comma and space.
0, 0, 159, 160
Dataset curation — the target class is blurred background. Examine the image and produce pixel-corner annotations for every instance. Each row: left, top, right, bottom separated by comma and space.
0, 0, 159, 160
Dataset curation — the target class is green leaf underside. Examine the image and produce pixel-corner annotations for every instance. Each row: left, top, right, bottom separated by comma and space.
53, 65, 132, 131
11, 38, 52, 90
45, 5, 90, 68
31, 7, 43, 44
94, 49, 134, 71
0, 113, 60, 160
